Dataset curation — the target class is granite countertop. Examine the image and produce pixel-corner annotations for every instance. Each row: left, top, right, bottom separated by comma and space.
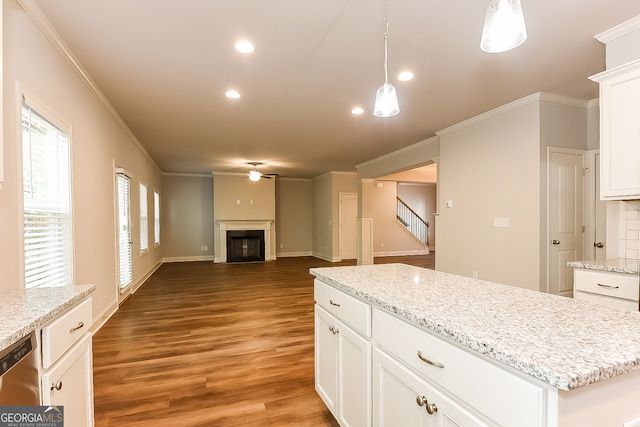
310, 264, 640, 391
0, 284, 95, 350
568, 258, 639, 275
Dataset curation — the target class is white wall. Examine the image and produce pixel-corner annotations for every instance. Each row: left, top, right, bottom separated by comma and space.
1, 0, 162, 324
276, 178, 313, 257
162, 174, 213, 261
437, 99, 542, 290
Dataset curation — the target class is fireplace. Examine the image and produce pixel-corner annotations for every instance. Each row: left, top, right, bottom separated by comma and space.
226, 230, 265, 262
216, 220, 273, 263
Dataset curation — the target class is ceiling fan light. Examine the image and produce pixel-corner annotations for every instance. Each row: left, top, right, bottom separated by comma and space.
374, 82, 399, 117
249, 170, 261, 181
480, 0, 527, 53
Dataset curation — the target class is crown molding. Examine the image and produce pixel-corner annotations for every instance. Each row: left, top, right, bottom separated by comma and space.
436, 92, 589, 136
595, 15, 640, 44
16, 0, 160, 172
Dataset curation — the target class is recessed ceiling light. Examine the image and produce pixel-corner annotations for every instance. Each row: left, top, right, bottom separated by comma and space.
225, 90, 240, 99
398, 71, 414, 81
235, 40, 255, 54
352, 107, 364, 115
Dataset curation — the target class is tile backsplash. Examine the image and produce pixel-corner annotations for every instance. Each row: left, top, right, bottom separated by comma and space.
619, 201, 640, 260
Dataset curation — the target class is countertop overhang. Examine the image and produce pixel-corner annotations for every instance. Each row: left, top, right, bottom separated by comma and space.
568, 258, 639, 275
0, 284, 95, 350
310, 264, 640, 391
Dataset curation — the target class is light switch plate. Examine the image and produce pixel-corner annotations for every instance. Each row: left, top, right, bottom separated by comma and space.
494, 217, 510, 228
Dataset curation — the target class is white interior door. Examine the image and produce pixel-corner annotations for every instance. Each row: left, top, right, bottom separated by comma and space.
116, 171, 133, 290
340, 193, 358, 260
548, 148, 584, 297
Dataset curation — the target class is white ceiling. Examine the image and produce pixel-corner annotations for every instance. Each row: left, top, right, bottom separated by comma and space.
33, 0, 640, 179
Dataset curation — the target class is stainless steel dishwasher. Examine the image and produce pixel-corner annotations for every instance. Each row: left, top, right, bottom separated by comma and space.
0, 331, 40, 405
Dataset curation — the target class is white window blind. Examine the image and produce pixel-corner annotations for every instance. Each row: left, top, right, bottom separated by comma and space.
116, 172, 133, 288
22, 100, 72, 288
140, 183, 148, 252
154, 190, 160, 245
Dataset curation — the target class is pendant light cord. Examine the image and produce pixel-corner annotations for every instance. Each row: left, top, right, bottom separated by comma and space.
383, 0, 389, 84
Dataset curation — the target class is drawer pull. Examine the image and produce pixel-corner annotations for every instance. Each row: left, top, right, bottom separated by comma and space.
417, 350, 445, 369
597, 283, 620, 289
329, 299, 341, 307
51, 381, 63, 391
328, 325, 339, 335
69, 321, 85, 333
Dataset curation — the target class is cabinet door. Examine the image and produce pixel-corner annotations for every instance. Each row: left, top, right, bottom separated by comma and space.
599, 64, 640, 199
41, 333, 94, 427
315, 305, 338, 416
338, 321, 372, 427
430, 387, 491, 427
374, 348, 430, 427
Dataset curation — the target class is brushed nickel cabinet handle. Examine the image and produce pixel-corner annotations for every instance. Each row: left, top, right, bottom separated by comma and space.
69, 321, 85, 333
329, 299, 341, 307
417, 350, 445, 369
597, 283, 620, 289
51, 381, 63, 391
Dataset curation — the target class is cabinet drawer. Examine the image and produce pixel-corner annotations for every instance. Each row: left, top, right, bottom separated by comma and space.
373, 309, 546, 427
574, 269, 639, 301
314, 280, 371, 337
574, 290, 639, 311
42, 298, 92, 369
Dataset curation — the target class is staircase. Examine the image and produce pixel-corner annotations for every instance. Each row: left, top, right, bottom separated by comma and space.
396, 197, 429, 249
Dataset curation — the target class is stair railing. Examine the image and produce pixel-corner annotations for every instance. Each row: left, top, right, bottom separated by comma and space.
396, 197, 429, 247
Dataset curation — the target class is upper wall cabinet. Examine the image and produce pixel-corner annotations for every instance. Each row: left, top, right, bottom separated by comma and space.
591, 59, 640, 200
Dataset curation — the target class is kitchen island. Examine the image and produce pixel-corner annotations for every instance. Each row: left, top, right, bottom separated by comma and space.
311, 263, 640, 427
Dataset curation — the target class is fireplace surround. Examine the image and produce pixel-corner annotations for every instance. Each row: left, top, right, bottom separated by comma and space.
217, 220, 272, 263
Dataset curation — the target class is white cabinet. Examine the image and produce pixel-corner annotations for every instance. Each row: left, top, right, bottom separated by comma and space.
573, 268, 639, 311
373, 308, 546, 427
40, 298, 94, 427
314, 279, 372, 426
374, 348, 488, 427
41, 333, 93, 427
591, 60, 640, 200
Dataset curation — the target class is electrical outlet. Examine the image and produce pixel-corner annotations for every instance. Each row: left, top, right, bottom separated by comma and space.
472, 271, 478, 279
445, 200, 453, 208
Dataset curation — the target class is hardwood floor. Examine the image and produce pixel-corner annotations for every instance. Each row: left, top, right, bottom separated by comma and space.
93, 253, 434, 426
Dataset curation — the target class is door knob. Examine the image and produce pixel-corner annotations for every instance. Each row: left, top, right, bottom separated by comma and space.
594, 242, 604, 248
552, 240, 560, 245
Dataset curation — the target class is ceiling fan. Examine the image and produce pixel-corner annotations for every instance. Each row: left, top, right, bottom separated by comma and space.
247, 162, 278, 181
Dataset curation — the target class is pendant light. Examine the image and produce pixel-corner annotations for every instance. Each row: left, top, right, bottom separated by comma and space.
373, 0, 399, 117
480, 0, 527, 53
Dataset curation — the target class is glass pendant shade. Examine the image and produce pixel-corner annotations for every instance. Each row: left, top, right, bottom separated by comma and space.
480, 0, 527, 53
248, 170, 261, 181
374, 82, 400, 117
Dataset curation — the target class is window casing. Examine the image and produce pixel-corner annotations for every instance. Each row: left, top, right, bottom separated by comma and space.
140, 183, 148, 252
21, 98, 72, 288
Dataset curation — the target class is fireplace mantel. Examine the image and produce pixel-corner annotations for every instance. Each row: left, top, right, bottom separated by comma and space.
216, 220, 273, 263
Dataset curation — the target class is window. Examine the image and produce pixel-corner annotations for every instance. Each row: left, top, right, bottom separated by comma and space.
21, 97, 72, 288
140, 183, 148, 252
154, 190, 160, 246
